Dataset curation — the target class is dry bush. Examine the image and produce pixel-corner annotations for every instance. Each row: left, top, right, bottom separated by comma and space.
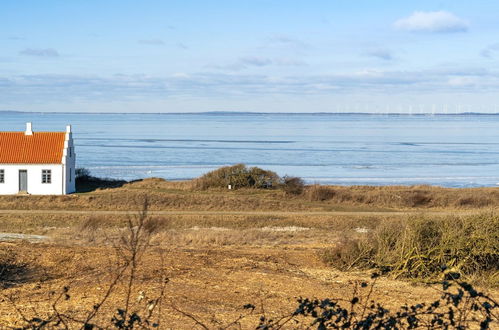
306, 184, 335, 201
193, 164, 279, 190
299, 185, 499, 209
281, 176, 304, 195
79, 215, 107, 232
323, 213, 499, 285
153, 227, 312, 247
142, 216, 169, 234
455, 195, 492, 207
321, 237, 372, 270
404, 191, 432, 207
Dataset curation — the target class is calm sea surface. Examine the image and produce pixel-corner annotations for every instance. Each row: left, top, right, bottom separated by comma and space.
1, 112, 499, 187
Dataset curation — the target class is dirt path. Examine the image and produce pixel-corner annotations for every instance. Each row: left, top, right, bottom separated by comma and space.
0, 209, 471, 216
0, 232, 48, 242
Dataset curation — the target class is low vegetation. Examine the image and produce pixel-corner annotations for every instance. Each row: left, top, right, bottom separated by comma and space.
193, 164, 280, 190
281, 176, 305, 195
0, 165, 495, 212
76, 167, 127, 193
2, 201, 497, 328
323, 213, 499, 286
306, 184, 336, 201
194, 165, 307, 196
0, 165, 498, 328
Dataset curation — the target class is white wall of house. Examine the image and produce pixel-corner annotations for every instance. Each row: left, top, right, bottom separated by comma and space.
62, 127, 76, 194
0, 164, 64, 195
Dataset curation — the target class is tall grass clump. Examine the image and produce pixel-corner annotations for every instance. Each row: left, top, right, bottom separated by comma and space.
306, 184, 335, 201
194, 164, 280, 190
281, 176, 305, 195
323, 213, 499, 285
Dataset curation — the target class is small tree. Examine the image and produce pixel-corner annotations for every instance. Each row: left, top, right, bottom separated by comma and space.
75, 167, 91, 180
281, 176, 305, 195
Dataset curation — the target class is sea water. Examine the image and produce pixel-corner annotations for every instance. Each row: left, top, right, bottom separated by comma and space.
1, 112, 499, 187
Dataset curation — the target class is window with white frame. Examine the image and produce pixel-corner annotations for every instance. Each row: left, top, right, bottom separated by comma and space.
42, 169, 52, 184
0, 169, 4, 183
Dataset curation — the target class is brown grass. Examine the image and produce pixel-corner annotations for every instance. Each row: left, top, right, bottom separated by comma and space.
322, 213, 499, 285
281, 176, 305, 195
0, 179, 497, 212
306, 184, 336, 201
0, 178, 499, 211
1, 179, 498, 327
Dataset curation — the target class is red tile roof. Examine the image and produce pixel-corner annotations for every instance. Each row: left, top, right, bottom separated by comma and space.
0, 132, 66, 164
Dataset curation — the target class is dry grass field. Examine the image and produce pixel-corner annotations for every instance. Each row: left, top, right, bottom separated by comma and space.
0, 177, 499, 212
0, 178, 498, 328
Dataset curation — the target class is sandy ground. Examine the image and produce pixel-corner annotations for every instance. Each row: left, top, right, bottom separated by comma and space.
0, 243, 452, 329
1, 227, 496, 329
0, 209, 465, 215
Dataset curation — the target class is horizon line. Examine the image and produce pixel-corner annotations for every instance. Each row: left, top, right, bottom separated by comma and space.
2, 110, 499, 116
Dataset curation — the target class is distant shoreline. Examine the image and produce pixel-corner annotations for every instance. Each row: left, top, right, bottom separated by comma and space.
2, 110, 499, 116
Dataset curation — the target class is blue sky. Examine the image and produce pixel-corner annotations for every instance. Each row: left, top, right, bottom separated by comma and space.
2, 0, 499, 112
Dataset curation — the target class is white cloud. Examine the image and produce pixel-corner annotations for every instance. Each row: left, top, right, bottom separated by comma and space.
19, 48, 59, 57
138, 39, 165, 45
447, 76, 477, 87
481, 43, 499, 58
171, 72, 190, 78
394, 11, 469, 33
364, 49, 393, 61
209, 56, 306, 71
2, 68, 498, 106
263, 35, 310, 51
239, 56, 273, 67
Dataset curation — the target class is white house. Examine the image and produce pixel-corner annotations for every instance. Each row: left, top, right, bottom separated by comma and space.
0, 123, 76, 195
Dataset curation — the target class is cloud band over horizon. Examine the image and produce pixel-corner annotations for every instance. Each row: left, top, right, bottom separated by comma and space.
1, 1, 498, 112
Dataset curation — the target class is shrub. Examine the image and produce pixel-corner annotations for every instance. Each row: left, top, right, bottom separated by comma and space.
75, 168, 127, 192
248, 166, 280, 189
194, 164, 280, 190
322, 214, 499, 283
281, 176, 305, 195
406, 191, 432, 207
75, 167, 91, 180
306, 184, 335, 201
456, 196, 492, 207
322, 237, 373, 270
